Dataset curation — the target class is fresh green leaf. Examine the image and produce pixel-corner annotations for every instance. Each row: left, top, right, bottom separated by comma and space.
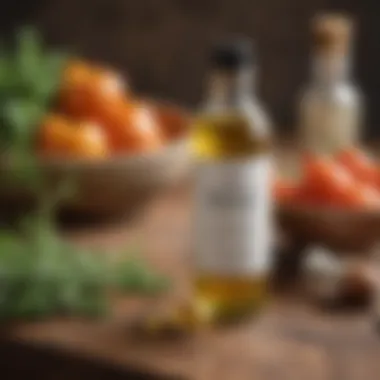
16, 26, 43, 84
2, 99, 44, 147
32, 51, 67, 101
0, 25, 68, 155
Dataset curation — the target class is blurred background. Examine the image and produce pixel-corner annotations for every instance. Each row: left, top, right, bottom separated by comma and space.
1, 1, 380, 379
0, 0, 378, 136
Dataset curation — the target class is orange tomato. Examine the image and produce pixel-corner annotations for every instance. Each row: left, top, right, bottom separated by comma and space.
91, 101, 163, 153
38, 114, 109, 158
336, 148, 378, 185
60, 60, 126, 119
302, 155, 356, 205
61, 60, 93, 87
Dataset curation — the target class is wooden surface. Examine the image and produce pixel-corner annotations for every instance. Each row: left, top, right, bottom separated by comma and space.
2, 182, 380, 380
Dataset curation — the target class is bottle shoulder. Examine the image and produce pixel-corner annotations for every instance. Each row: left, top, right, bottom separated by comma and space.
192, 100, 272, 158
197, 98, 272, 134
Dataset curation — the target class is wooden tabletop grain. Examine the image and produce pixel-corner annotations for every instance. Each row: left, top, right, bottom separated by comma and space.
2, 162, 380, 380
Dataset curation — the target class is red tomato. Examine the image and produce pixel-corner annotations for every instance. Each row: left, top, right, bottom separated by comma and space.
273, 178, 298, 204
302, 155, 356, 206
151, 104, 189, 141
340, 184, 380, 209
362, 186, 380, 208
296, 181, 326, 206
337, 148, 378, 185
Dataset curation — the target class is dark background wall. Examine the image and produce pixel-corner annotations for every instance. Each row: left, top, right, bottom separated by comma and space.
0, 0, 379, 138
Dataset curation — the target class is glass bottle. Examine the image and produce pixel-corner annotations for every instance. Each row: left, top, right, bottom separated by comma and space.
191, 39, 273, 324
299, 13, 362, 156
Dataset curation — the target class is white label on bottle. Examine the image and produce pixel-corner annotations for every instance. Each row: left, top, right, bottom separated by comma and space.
193, 156, 273, 276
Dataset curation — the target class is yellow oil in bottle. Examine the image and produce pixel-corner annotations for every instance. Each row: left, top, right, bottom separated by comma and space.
192, 111, 272, 325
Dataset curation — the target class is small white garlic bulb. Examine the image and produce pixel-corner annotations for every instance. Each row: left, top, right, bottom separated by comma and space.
303, 246, 345, 301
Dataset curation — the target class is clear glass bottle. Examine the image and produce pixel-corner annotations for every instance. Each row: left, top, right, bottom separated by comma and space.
299, 14, 362, 156
191, 40, 273, 324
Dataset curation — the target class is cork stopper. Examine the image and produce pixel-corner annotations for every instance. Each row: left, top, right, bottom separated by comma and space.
312, 13, 354, 55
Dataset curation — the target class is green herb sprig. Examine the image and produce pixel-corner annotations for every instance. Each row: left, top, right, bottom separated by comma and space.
0, 26, 67, 154
0, 220, 169, 320
0, 27, 169, 322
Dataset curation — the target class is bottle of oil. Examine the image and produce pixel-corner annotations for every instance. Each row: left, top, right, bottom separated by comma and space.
191, 39, 273, 324
299, 13, 362, 155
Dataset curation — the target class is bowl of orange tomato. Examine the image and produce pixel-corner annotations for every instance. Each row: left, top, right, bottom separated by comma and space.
0, 60, 191, 217
275, 148, 380, 251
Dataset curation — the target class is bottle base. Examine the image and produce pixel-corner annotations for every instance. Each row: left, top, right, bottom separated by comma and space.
194, 274, 269, 325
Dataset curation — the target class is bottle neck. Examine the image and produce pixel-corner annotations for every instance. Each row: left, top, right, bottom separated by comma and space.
311, 53, 351, 87
206, 68, 255, 109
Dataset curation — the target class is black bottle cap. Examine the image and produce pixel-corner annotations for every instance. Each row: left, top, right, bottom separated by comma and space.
210, 38, 254, 69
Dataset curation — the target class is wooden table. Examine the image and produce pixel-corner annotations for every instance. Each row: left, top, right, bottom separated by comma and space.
2, 181, 380, 380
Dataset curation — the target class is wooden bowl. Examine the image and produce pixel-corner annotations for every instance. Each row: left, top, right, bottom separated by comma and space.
277, 205, 380, 252
0, 103, 191, 218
